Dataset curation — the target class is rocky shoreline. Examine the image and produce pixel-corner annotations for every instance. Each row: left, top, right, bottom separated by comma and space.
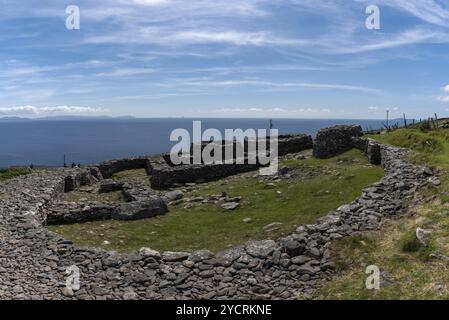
0, 127, 435, 300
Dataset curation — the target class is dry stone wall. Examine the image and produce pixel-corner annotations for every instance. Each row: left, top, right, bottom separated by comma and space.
152, 134, 313, 189
97, 156, 157, 179
150, 162, 262, 190
45, 198, 167, 225
0, 139, 433, 300
313, 125, 363, 159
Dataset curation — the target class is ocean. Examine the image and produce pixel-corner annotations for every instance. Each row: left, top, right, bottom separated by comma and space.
0, 118, 398, 168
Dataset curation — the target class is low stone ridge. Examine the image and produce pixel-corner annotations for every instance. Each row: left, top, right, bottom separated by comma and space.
153, 134, 313, 189
0, 139, 432, 300
99, 179, 124, 193
277, 134, 313, 156
187, 134, 313, 158
97, 156, 157, 179
45, 202, 119, 224
45, 198, 168, 225
150, 162, 262, 190
116, 198, 167, 221
121, 179, 156, 202
313, 125, 363, 159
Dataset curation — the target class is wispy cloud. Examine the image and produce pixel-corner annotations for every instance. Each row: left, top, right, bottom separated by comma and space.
214, 106, 333, 117
96, 68, 154, 77
360, 0, 449, 27
1, 0, 449, 118
332, 27, 448, 54
180, 79, 383, 94
435, 84, 449, 102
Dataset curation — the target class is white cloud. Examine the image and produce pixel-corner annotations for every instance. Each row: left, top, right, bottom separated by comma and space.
333, 27, 447, 54
171, 31, 270, 46
181, 79, 383, 94
363, 0, 449, 27
435, 84, 449, 102
437, 95, 449, 102
96, 68, 154, 77
0, 105, 107, 115
214, 107, 333, 116
132, 0, 171, 6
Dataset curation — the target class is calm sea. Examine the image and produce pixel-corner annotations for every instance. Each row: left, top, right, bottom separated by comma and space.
0, 118, 398, 168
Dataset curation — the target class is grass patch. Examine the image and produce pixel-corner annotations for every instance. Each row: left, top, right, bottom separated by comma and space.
0, 168, 30, 182
318, 128, 449, 300
112, 168, 148, 180
63, 189, 126, 203
400, 231, 423, 253
49, 149, 383, 253
368, 129, 449, 168
317, 202, 449, 300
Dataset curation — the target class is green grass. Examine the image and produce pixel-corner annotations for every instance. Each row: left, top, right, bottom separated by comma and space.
368, 129, 449, 168
112, 168, 149, 180
318, 128, 449, 300
317, 200, 449, 300
49, 149, 383, 253
0, 168, 30, 182
64, 190, 126, 203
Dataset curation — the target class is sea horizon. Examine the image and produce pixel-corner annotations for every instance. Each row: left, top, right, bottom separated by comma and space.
0, 117, 405, 169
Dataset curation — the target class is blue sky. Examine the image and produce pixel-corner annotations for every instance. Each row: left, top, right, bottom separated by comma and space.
1, 0, 449, 119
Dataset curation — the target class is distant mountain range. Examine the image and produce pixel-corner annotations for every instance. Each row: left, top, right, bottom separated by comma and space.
0, 115, 137, 121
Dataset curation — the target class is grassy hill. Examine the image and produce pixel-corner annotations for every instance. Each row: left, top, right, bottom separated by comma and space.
318, 128, 449, 299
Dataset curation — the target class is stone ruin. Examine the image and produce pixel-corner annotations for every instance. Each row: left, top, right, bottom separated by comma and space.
0, 125, 436, 299
42, 134, 314, 225
313, 125, 363, 159
42, 126, 386, 226
153, 134, 313, 189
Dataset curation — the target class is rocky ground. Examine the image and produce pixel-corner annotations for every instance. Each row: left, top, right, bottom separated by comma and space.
0, 142, 434, 300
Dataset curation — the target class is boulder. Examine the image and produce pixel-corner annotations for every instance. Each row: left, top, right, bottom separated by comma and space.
216, 246, 246, 262
245, 240, 277, 258
99, 179, 124, 193
416, 227, 433, 246
162, 251, 190, 262
221, 202, 240, 210
279, 166, 290, 176
429, 177, 441, 186
139, 247, 161, 260
114, 198, 168, 221
162, 190, 184, 203
188, 250, 214, 263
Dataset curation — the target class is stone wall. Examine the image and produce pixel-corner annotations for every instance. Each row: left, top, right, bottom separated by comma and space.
64, 168, 102, 192
0, 139, 433, 300
162, 134, 313, 166
150, 162, 262, 189
97, 157, 154, 179
278, 134, 313, 156
151, 134, 313, 189
351, 137, 382, 165
313, 125, 363, 159
45, 197, 168, 225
